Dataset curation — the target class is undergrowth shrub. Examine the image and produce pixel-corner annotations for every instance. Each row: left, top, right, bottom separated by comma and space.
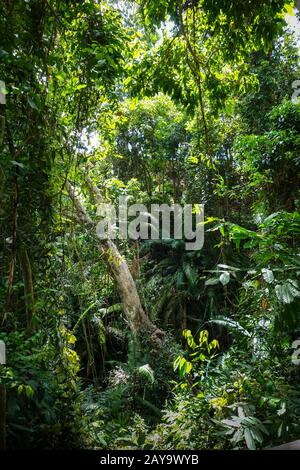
0, 328, 85, 449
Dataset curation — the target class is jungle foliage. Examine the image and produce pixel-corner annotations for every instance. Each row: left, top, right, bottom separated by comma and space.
0, 0, 300, 450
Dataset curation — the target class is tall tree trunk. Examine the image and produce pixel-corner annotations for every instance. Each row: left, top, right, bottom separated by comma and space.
66, 181, 164, 347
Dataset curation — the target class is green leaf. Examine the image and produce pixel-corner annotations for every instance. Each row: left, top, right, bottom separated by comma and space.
205, 277, 220, 286
231, 428, 243, 444
262, 268, 274, 284
183, 329, 197, 349
220, 272, 230, 286
275, 281, 300, 304
136, 364, 154, 384
173, 355, 181, 371
284, 3, 295, 16
27, 95, 40, 110
25, 385, 34, 398
222, 418, 241, 428
75, 83, 87, 91
217, 264, 240, 272
11, 160, 24, 169
178, 357, 192, 379
199, 330, 208, 346
244, 428, 256, 450
208, 317, 251, 337
183, 263, 198, 286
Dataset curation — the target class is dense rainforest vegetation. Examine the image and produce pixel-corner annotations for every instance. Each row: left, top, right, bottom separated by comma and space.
0, 0, 300, 451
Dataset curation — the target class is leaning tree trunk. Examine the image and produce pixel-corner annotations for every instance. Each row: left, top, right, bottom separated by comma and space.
66, 181, 164, 347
